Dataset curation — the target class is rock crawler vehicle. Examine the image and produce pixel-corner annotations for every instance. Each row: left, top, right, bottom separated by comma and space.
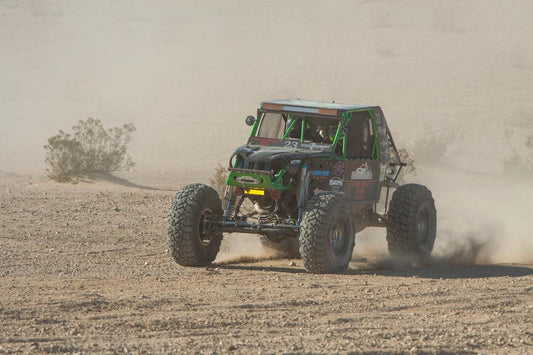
168, 99, 437, 273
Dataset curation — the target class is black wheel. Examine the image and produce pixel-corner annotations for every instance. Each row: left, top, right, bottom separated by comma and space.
260, 236, 300, 259
386, 183, 437, 262
299, 193, 355, 274
167, 183, 223, 266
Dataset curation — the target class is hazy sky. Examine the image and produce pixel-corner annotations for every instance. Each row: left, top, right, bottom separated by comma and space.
1, 0, 532, 174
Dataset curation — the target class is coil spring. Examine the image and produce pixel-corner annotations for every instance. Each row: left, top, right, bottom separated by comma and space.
224, 188, 237, 219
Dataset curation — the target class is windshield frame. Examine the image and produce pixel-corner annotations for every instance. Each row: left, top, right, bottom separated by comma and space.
249, 110, 344, 154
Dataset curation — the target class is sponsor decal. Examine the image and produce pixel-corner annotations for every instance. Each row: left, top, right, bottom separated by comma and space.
333, 161, 345, 177
235, 176, 261, 185
311, 170, 330, 177
329, 177, 343, 192
350, 162, 373, 180
300, 142, 331, 151
283, 141, 331, 151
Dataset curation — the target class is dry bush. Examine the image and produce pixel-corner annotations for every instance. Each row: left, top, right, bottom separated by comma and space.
500, 152, 533, 179
413, 133, 451, 164
209, 164, 228, 198
525, 134, 533, 148
44, 118, 135, 181
499, 131, 533, 179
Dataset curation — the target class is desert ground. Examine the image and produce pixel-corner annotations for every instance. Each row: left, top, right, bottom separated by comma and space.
2, 1, 533, 354
1, 173, 531, 354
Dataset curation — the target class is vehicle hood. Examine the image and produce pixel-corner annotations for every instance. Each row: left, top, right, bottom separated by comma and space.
231, 144, 330, 171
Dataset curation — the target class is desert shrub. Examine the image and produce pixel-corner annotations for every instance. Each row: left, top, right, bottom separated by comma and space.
209, 164, 228, 198
44, 118, 135, 181
412, 133, 451, 163
498, 130, 533, 179
500, 153, 533, 178
526, 134, 533, 148
500, 149, 533, 179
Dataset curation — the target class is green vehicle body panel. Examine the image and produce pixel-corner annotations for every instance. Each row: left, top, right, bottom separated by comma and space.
227, 101, 391, 200
225, 167, 294, 191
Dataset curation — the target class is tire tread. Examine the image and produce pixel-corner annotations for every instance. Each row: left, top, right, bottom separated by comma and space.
167, 183, 223, 266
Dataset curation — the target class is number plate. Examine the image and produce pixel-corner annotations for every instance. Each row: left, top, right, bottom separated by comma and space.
244, 188, 264, 196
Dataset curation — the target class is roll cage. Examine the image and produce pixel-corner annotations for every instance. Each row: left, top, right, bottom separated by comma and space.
250, 108, 382, 161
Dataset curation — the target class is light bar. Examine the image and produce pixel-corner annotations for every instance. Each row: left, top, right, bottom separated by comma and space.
262, 103, 339, 116
261, 103, 282, 110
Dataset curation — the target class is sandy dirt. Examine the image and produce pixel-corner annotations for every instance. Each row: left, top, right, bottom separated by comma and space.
1, 1, 532, 354
1, 174, 531, 354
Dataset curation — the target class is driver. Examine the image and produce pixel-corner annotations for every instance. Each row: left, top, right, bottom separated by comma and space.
316, 125, 330, 142
285, 117, 302, 139
315, 123, 338, 143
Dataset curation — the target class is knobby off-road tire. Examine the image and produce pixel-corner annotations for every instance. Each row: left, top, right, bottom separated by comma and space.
300, 193, 355, 274
167, 183, 223, 267
386, 183, 437, 263
260, 236, 300, 259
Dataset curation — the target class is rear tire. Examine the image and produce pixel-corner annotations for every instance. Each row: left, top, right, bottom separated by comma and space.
386, 183, 437, 262
260, 236, 300, 259
299, 193, 355, 273
167, 183, 223, 266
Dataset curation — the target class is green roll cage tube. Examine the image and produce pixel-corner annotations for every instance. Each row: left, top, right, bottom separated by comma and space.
225, 107, 381, 192
248, 108, 380, 161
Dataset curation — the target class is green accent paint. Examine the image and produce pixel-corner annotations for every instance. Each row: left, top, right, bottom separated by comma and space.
329, 120, 342, 159
226, 170, 295, 191
273, 166, 288, 185
300, 117, 306, 142
281, 115, 296, 140
342, 136, 346, 157
249, 112, 262, 137
342, 112, 352, 159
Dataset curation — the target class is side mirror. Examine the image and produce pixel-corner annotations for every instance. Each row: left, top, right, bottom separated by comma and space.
245, 115, 256, 126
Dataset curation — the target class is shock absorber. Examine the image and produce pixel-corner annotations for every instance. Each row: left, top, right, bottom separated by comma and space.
296, 164, 309, 224
223, 186, 237, 220
297, 164, 309, 208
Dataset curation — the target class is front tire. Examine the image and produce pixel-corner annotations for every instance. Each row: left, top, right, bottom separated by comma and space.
386, 183, 437, 262
167, 183, 223, 266
299, 193, 355, 273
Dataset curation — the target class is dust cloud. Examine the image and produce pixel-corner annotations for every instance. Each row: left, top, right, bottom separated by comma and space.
1, 1, 532, 265
215, 234, 281, 265
424, 169, 533, 265
354, 165, 533, 266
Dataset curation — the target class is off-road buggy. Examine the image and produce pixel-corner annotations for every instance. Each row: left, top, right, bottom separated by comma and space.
168, 99, 436, 273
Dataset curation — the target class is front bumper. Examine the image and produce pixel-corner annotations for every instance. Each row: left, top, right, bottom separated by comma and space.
225, 167, 293, 191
